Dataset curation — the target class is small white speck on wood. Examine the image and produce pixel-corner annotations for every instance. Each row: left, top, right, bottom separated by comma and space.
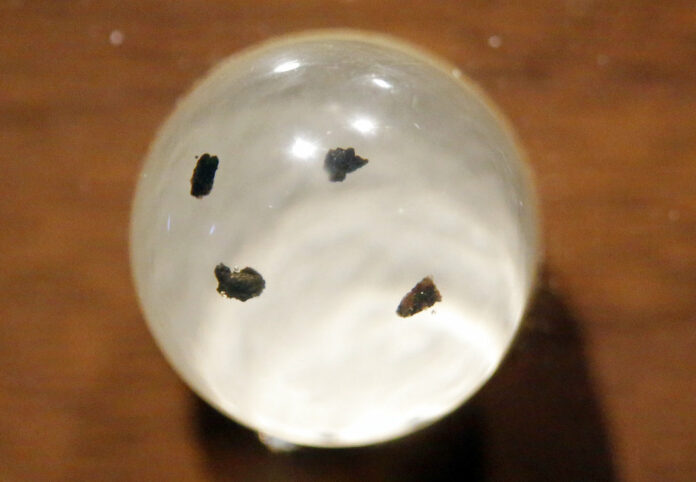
596, 54, 610, 66
109, 29, 124, 46
488, 35, 502, 49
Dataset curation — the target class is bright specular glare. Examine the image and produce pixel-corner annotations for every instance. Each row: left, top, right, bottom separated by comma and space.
372, 77, 392, 89
351, 117, 376, 134
274, 59, 301, 73
289, 137, 318, 159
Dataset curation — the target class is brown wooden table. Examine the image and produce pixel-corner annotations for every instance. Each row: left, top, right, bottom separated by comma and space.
2, 1, 695, 480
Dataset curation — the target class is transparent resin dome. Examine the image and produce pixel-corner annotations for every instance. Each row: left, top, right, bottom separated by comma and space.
130, 31, 539, 448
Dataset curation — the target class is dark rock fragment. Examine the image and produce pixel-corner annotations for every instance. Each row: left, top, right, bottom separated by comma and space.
397, 277, 442, 317
214, 263, 265, 301
191, 153, 219, 198
324, 147, 368, 182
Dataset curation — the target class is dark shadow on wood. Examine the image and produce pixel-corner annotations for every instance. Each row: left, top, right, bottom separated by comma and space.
191, 271, 615, 481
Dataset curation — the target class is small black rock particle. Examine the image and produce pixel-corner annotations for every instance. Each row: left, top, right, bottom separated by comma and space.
324, 147, 368, 182
190, 153, 219, 198
214, 263, 265, 301
396, 277, 442, 318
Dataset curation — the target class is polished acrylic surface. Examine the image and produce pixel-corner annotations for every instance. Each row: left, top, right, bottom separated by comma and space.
130, 32, 538, 447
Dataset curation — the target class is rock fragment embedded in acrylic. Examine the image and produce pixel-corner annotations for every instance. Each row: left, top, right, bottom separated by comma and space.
396, 277, 442, 317
324, 147, 368, 182
190, 153, 219, 197
214, 263, 265, 301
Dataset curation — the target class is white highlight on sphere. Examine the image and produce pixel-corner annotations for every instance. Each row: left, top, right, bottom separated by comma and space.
273, 59, 301, 73
351, 117, 376, 134
289, 137, 318, 160
130, 32, 538, 448
371, 77, 392, 89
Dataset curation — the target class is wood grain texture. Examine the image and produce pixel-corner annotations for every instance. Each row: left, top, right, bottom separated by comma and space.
2, 1, 695, 480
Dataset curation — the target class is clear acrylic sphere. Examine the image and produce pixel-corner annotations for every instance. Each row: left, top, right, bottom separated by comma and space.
130, 31, 539, 447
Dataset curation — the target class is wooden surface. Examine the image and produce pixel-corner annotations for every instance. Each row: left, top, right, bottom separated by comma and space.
2, 1, 695, 480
